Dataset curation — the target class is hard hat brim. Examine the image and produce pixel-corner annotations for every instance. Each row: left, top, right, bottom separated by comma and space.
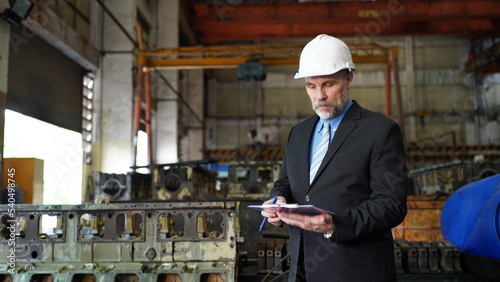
294, 66, 356, 79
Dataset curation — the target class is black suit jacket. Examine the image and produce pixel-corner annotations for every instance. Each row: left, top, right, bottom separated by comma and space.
271, 101, 408, 282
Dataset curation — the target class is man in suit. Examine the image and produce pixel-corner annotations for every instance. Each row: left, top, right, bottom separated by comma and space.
261, 34, 408, 281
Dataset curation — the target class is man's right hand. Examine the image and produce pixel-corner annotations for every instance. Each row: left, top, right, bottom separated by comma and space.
261, 196, 286, 226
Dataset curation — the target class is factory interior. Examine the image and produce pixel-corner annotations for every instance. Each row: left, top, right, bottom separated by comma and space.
0, 0, 499, 281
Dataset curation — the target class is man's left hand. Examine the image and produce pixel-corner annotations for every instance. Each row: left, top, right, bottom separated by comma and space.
276, 211, 335, 234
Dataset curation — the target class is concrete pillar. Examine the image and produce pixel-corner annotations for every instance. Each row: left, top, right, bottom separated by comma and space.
153, 0, 179, 164
180, 70, 204, 161
90, 0, 136, 173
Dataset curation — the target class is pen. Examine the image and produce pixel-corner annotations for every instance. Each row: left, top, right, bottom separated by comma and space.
259, 195, 278, 231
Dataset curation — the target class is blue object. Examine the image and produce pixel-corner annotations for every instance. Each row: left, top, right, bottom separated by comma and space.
259, 195, 278, 231
440, 174, 500, 259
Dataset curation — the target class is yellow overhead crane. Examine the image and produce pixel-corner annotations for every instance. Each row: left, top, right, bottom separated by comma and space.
141, 43, 397, 69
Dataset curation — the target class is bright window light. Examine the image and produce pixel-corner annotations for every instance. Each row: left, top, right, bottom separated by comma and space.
4, 110, 83, 204
136, 130, 149, 174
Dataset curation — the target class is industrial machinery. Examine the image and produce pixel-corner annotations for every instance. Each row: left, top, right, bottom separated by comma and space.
224, 161, 281, 200
3, 160, 497, 281
152, 164, 219, 201
409, 159, 500, 195
90, 172, 152, 203
92, 172, 130, 202
0, 201, 240, 281
91, 161, 281, 203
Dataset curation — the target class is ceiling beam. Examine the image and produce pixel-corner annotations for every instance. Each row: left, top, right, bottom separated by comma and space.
192, 0, 500, 44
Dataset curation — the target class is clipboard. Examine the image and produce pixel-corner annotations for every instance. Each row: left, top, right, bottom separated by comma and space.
247, 203, 333, 216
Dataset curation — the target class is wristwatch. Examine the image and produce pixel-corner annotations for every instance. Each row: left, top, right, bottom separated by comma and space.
324, 226, 336, 239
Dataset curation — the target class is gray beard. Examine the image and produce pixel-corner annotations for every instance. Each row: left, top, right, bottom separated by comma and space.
313, 101, 346, 120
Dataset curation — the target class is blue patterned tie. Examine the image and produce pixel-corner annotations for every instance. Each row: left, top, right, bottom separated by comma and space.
310, 121, 330, 184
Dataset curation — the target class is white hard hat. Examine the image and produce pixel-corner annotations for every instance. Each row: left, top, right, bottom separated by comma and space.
294, 34, 356, 79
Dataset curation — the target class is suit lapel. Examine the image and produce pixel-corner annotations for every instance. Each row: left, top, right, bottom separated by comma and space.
308, 101, 362, 188
300, 116, 319, 187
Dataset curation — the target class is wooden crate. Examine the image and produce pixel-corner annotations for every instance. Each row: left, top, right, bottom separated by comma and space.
392, 194, 449, 242
2, 158, 44, 204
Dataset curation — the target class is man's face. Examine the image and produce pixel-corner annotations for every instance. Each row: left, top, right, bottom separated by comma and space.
305, 71, 353, 120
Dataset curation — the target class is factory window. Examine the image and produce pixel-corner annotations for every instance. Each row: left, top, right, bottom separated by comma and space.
82, 73, 94, 164
3, 110, 83, 204
136, 130, 149, 173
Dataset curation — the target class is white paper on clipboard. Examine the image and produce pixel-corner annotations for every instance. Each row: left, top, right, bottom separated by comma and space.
246, 204, 333, 216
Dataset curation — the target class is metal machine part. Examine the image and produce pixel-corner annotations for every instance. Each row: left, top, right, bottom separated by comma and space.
90, 172, 152, 203
394, 240, 463, 275
0, 201, 239, 282
153, 165, 219, 201
90, 161, 282, 203
252, 240, 471, 280
92, 172, 130, 202
226, 161, 281, 199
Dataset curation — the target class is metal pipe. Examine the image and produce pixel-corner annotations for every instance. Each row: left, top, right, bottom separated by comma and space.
145, 70, 153, 165
132, 63, 143, 168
